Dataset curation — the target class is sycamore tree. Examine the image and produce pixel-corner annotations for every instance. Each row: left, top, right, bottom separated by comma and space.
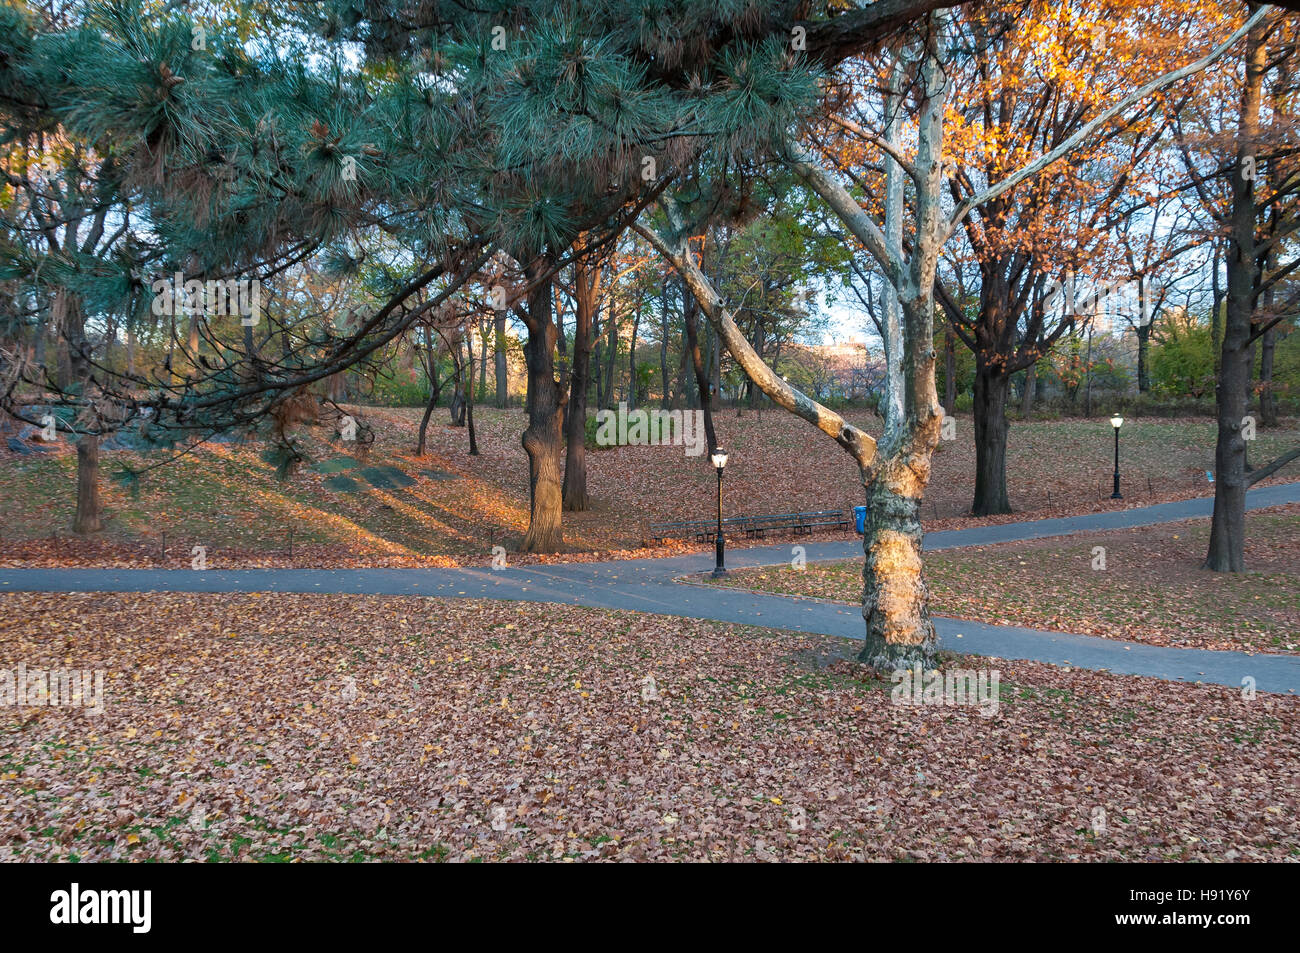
645, 5, 1272, 666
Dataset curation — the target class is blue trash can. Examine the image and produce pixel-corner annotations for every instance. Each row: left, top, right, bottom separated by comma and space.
853, 506, 866, 534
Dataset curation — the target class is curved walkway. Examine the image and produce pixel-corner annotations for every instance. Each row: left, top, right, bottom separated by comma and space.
2, 482, 1298, 693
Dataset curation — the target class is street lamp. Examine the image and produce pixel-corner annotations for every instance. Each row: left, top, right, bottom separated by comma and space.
710, 447, 729, 577
1109, 414, 1124, 499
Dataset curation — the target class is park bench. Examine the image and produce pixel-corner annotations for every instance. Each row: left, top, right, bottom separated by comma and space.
649, 509, 850, 543
744, 509, 850, 537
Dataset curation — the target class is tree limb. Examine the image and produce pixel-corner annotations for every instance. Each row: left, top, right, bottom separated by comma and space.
635, 198, 877, 470
1247, 446, 1300, 486
947, 6, 1270, 235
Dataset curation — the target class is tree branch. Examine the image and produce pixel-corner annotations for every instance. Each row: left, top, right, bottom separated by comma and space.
947, 6, 1270, 235
635, 198, 877, 470
1247, 446, 1300, 486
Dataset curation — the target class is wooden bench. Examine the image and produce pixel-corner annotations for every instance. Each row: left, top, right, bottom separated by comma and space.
649, 509, 849, 543
745, 509, 849, 537
797, 509, 852, 533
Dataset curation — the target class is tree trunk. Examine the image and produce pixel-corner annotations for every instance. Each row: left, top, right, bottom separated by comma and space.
627, 304, 639, 409
563, 254, 597, 511
1211, 240, 1224, 382
1205, 13, 1266, 573
944, 322, 956, 413
659, 281, 671, 408
1084, 326, 1094, 417
494, 309, 508, 408
521, 259, 567, 552
1204, 301, 1251, 572
52, 287, 79, 391
1020, 361, 1036, 416
859, 456, 935, 670
34, 302, 47, 371
73, 434, 103, 534
673, 307, 691, 407
465, 334, 479, 455
417, 385, 440, 455
478, 316, 489, 403
1259, 322, 1278, 427
59, 290, 102, 534
709, 319, 721, 411
187, 308, 201, 379
417, 328, 440, 455
682, 286, 718, 451
56, 336, 73, 391
594, 339, 606, 409
1135, 321, 1151, 393
448, 341, 466, 426
604, 303, 618, 409
971, 362, 1013, 515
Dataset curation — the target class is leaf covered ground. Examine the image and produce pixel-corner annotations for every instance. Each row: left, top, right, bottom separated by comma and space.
708, 505, 1300, 655
2, 593, 1296, 862
1, 408, 1296, 567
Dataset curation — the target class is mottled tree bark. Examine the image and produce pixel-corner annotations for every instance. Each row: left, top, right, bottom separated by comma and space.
859, 411, 942, 669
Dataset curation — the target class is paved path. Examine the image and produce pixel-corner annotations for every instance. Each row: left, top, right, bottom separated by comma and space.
2, 483, 1298, 693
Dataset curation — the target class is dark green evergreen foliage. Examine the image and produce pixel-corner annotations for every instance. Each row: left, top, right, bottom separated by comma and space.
0, 0, 930, 483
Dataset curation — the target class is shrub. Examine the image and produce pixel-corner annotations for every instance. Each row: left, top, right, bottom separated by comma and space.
1150, 321, 1215, 399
